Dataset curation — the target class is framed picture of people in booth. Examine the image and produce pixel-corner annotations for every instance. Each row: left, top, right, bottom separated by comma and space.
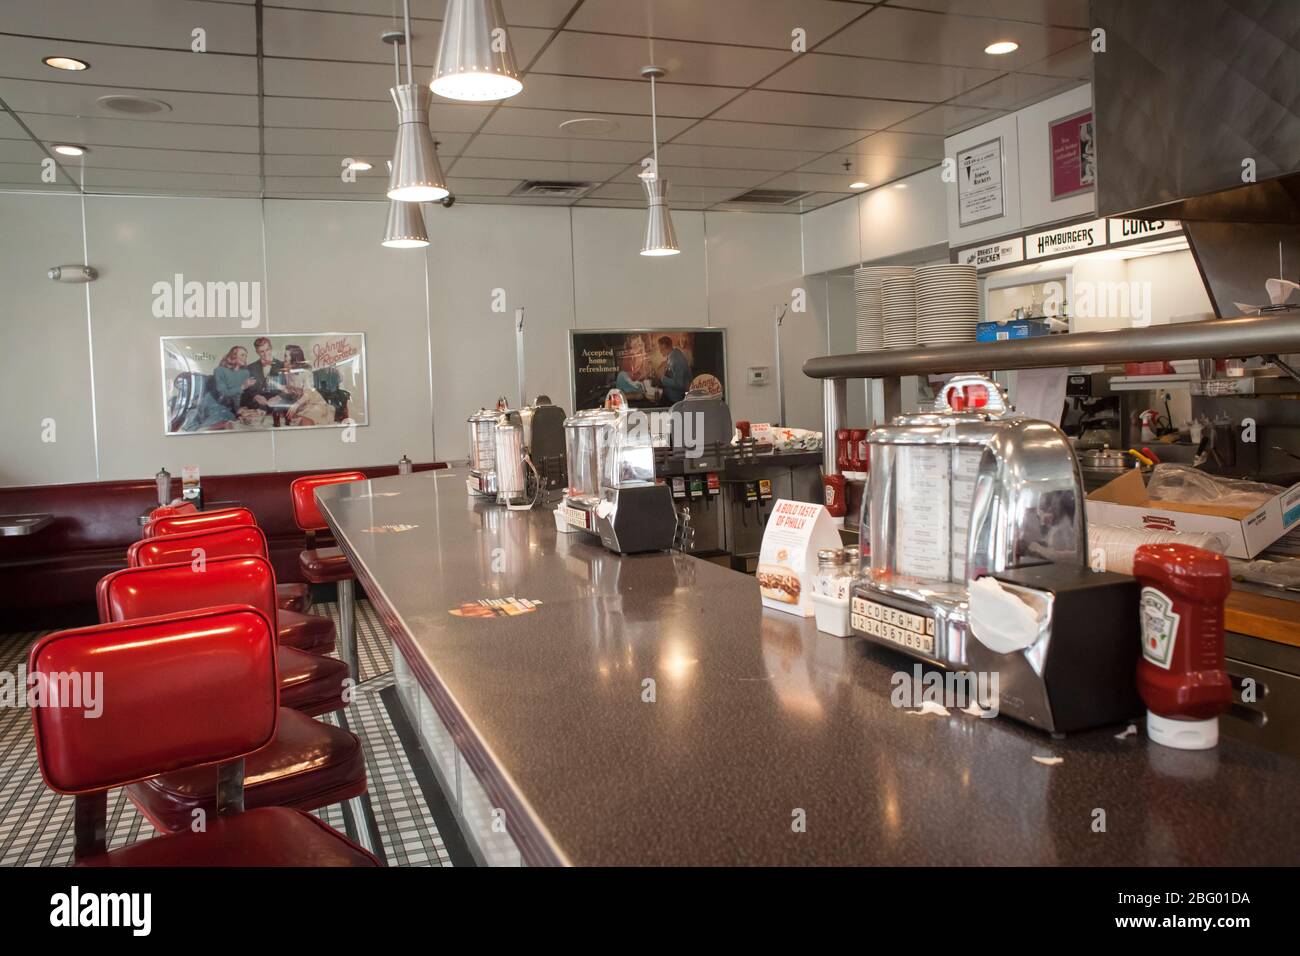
160, 333, 368, 435
569, 328, 727, 411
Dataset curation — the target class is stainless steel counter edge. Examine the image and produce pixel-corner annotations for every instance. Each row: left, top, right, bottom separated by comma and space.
319, 488, 572, 866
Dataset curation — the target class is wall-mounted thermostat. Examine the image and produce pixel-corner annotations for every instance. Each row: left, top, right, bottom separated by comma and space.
747, 366, 770, 386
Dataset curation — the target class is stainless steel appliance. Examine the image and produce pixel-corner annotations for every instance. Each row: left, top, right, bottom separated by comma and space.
467, 407, 500, 497
519, 395, 568, 500
493, 411, 532, 509
851, 374, 1087, 668
562, 405, 677, 554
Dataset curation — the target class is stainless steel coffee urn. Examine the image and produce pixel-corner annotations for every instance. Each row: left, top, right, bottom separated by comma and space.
467, 408, 500, 497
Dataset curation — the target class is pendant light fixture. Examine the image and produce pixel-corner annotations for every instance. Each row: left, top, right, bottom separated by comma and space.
431, 0, 522, 102
387, 3, 448, 202
382, 198, 429, 248
639, 65, 679, 257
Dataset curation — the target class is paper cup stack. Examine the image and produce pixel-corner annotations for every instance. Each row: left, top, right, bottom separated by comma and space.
881, 274, 918, 349
854, 265, 915, 351
914, 263, 979, 346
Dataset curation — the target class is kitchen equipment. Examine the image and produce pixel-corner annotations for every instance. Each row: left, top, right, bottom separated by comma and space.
493, 411, 534, 509
518, 395, 568, 499
667, 388, 733, 472
467, 407, 500, 497
561, 404, 676, 554
851, 373, 1087, 667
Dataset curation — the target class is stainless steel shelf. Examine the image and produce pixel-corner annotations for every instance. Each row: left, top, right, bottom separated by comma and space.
802, 314, 1300, 380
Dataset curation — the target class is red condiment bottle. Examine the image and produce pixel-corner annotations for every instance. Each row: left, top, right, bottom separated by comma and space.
849, 428, 868, 474
1132, 543, 1233, 750
836, 429, 852, 472
823, 473, 846, 519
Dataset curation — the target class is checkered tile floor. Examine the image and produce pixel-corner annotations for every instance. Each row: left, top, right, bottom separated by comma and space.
0, 598, 450, 867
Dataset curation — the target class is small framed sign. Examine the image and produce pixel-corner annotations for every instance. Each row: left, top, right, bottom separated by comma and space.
1049, 108, 1096, 200
956, 137, 1005, 227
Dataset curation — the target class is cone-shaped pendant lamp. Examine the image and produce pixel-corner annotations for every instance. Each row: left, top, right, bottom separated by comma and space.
387, 0, 449, 202
382, 199, 429, 248
641, 177, 679, 256
431, 0, 522, 101
639, 66, 679, 257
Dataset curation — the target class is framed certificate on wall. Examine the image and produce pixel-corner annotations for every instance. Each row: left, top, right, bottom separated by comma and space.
956, 137, 1006, 227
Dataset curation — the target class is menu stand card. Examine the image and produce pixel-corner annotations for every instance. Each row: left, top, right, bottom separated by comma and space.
757, 499, 842, 617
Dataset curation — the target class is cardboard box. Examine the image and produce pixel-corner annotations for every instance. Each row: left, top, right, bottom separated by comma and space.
975, 318, 1051, 342
1085, 469, 1300, 559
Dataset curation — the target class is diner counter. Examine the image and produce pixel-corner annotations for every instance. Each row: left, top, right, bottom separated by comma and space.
317, 468, 1300, 866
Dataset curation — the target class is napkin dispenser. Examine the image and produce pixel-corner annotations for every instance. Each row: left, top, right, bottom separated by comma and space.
965, 564, 1143, 735
852, 374, 1087, 668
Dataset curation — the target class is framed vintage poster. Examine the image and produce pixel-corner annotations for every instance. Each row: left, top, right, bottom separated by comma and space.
956, 137, 1005, 227
1049, 108, 1096, 200
569, 328, 726, 411
161, 332, 368, 435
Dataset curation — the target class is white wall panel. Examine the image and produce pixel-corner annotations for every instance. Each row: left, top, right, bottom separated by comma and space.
0, 193, 98, 486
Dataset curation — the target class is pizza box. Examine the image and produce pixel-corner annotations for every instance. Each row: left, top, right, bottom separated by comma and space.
1085, 468, 1300, 559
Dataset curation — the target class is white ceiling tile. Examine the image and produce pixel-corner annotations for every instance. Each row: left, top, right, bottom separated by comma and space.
445, 156, 626, 182
507, 73, 734, 118
891, 0, 1091, 29
655, 142, 815, 171
532, 31, 793, 87
819, 6, 1086, 69
481, 107, 692, 142
263, 175, 387, 194
565, 0, 867, 48
947, 72, 1083, 110
261, 7, 550, 66
611, 165, 776, 188
671, 119, 861, 152
762, 160, 933, 193
0, 34, 257, 95
712, 90, 928, 131
20, 113, 260, 152
889, 103, 1005, 134
0, 162, 78, 190
444, 178, 524, 197
760, 52, 1000, 101
590, 182, 740, 204
461, 134, 648, 163
0, 78, 259, 127
1021, 40, 1093, 78
264, 127, 468, 156
78, 168, 263, 191
72, 145, 262, 175
0, 0, 257, 53
262, 96, 488, 132
264, 0, 576, 29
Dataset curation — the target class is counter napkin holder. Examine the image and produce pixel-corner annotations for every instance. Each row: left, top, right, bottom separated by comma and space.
466, 407, 500, 498
851, 374, 1087, 668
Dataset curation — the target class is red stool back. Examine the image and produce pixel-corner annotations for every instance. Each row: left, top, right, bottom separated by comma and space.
30, 607, 278, 802
129, 525, 270, 568
147, 502, 198, 523
99, 555, 279, 627
144, 507, 257, 539
290, 472, 367, 533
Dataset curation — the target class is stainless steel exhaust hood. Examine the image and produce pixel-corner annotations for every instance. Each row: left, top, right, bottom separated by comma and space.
1092, 0, 1300, 317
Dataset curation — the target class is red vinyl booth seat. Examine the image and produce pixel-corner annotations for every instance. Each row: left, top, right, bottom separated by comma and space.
98, 556, 345, 714
290, 472, 367, 584
28, 607, 378, 867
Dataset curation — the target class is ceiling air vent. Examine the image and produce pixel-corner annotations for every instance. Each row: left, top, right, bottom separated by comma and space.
510, 180, 594, 199
727, 188, 813, 206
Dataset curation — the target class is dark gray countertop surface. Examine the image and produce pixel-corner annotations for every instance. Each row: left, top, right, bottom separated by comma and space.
318, 469, 1300, 866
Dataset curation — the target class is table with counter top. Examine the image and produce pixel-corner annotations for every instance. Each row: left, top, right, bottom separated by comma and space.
317, 468, 1300, 867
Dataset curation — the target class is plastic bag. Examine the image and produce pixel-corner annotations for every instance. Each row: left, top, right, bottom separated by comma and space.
1231, 558, 1300, 590
1145, 463, 1283, 509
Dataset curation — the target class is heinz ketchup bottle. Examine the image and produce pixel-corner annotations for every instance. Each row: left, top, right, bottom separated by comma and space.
1132, 544, 1233, 750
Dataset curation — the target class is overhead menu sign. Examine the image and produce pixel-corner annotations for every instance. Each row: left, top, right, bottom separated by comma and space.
1107, 218, 1182, 243
1025, 218, 1107, 260
957, 238, 1025, 271
956, 138, 1005, 227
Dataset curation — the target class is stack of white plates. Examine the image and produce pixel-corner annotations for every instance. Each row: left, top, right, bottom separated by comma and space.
854, 265, 914, 351
881, 275, 918, 349
914, 264, 979, 346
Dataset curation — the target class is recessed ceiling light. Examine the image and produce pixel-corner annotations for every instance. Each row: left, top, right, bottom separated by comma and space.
347, 160, 374, 171
984, 40, 1019, 55
893, 182, 909, 189
559, 117, 620, 136
52, 144, 88, 157
97, 94, 171, 115
850, 181, 869, 190
43, 55, 89, 71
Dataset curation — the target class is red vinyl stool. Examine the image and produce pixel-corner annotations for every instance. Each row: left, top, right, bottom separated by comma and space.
290, 472, 367, 680
100, 554, 345, 714
29, 606, 379, 866
95, 561, 367, 833
144, 506, 310, 614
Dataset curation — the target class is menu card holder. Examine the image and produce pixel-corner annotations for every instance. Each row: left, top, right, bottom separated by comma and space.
757, 500, 842, 617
